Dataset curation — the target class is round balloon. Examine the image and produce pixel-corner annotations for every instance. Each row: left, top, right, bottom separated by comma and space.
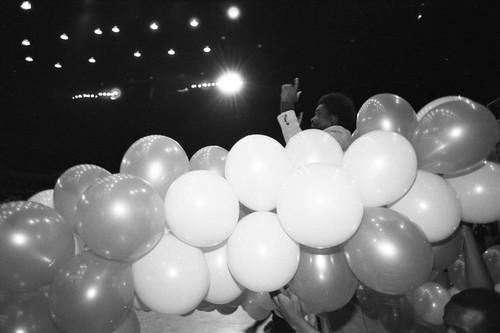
285, 129, 343, 168
416, 96, 464, 121
342, 130, 417, 207
389, 170, 462, 242
227, 212, 300, 292
277, 163, 364, 248
120, 135, 190, 199
431, 229, 463, 271
165, 170, 239, 247
0, 201, 75, 292
446, 162, 500, 223
356, 93, 417, 140
290, 246, 358, 314
224, 134, 291, 211
343, 207, 433, 295
190, 145, 229, 178
241, 293, 272, 321
53, 164, 111, 230
202, 242, 245, 304
76, 174, 165, 262
411, 98, 498, 174
132, 234, 210, 315
410, 282, 451, 326
49, 252, 134, 333
0, 290, 60, 333
28, 189, 54, 208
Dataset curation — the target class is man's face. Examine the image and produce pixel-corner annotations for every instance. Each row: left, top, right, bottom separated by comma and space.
310, 104, 338, 130
443, 303, 487, 333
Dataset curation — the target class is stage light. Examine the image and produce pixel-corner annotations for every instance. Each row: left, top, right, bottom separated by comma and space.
60, 33, 69, 40
112, 26, 120, 33
167, 48, 176, 56
110, 88, 121, 100
54, 62, 62, 68
134, 51, 141, 58
25, 56, 33, 62
203, 46, 211, 53
88, 57, 96, 63
216, 72, 243, 94
94, 28, 103, 35
150, 22, 159, 30
21, 1, 31, 10
22, 39, 30, 46
227, 6, 240, 20
189, 18, 199, 28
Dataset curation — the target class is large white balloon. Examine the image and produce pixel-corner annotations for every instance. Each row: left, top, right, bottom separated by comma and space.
285, 129, 343, 168
225, 135, 291, 211
342, 130, 417, 207
227, 212, 300, 292
165, 170, 239, 248
277, 163, 364, 248
389, 170, 462, 242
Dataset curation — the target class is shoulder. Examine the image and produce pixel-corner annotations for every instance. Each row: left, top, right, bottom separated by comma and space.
324, 125, 353, 151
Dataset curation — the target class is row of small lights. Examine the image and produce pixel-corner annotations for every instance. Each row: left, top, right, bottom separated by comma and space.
72, 89, 121, 100
20, 2, 239, 67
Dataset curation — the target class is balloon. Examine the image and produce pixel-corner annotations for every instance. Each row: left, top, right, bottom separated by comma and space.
411, 98, 498, 174
409, 282, 451, 326
132, 234, 210, 315
431, 229, 463, 271
416, 96, 464, 121
53, 164, 111, 230
0, 201, 75, 292
49, 252, 134, 333
165, 170, 239, 247
445, 162, 500, 223
216, 303, 239, 315
447, 254, 466, 290
356, 93, 417, 140
240, 291, 272, 321
202, 242, 245, 304
0, 290, 60, 333
189, 145, 228, 178
112, 309, 140, 333
224, 134, 291, 211
196, 300, 216, 312
227, 212, 300, 292
276, 163, 364, 248
378, 294, 415, 333
342, 130, 418, 207
241, 290, 275, 312
28, 189, 54, 208
290, 246, 358, 314
389, 170, 462, 242
76, 174, 165, 262
483, 245, 500, 284
344, 207, 433, 295
285, 129, 343, 168
120, 135, 190, 199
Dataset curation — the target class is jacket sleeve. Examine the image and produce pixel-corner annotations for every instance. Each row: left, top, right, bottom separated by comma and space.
277, 110, 302, 144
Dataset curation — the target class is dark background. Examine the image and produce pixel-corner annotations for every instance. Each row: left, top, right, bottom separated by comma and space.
1, 0, 499, 200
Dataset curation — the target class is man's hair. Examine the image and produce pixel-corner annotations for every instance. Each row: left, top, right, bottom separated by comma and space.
317, 92, 357, 132
448, 288, 500, 332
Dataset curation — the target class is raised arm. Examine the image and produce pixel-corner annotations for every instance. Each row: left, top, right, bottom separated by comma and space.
272, 290, 322, 333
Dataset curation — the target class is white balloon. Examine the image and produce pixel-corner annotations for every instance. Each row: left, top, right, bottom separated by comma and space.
227, 212, 300, 292
28, 189, 54, 208
277, 163, 364, 248
165, 170, 239, 248
203, 242, 245, 304
342, 130, 417, 207
225, 135, 291, 211
286, 129, 343, 169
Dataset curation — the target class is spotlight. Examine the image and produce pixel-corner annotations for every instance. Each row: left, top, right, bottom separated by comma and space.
22, 39, 30, 46
167, 48, 176, 56
189, 18, 199, 28
227, 6, 240, 20
150, 22, 159, 30
216, 72, 243, 94
21, 1, 31, 10
112, 26, 120, 33
60, 33, 69, 40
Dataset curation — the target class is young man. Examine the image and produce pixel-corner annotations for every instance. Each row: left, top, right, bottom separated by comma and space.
277, 78, 356, 151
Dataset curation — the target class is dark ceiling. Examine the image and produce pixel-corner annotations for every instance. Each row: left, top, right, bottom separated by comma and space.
1, 0, 499, 176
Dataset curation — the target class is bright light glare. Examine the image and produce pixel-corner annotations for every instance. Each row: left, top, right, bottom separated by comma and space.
227, 6, 240, 19
54, 62, 62, 68
94, 28, 103, 35
134, 51, 141, 58
203, 46, 211, 53
167, 48, 175, 56
21, 1, 31, 10
88, 57, 96, 63
112, 26, 120, 33
189, 18, 199, 27
150, 22, 159, 30
60, 33, 69, 40
110, 88, 121, 100
25, 56, 33, 62
22, 39, 30, 46
217, 72, 243, 94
